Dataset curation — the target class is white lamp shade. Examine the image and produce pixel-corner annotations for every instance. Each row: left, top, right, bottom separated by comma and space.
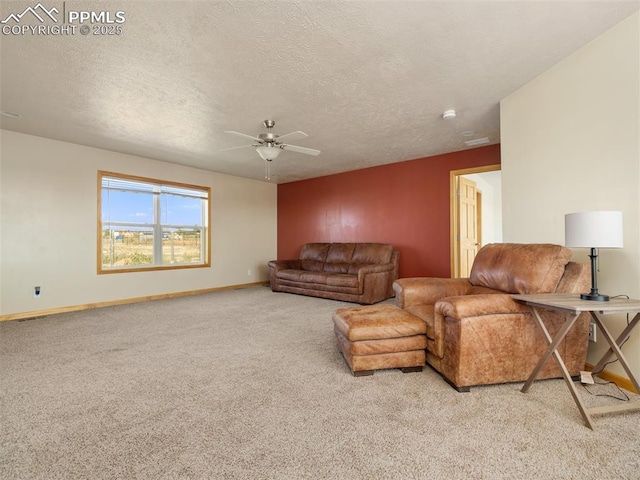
565, 211, 623, 248
256, 145, 281, 161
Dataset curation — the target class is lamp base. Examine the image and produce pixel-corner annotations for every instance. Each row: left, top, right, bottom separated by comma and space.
580, 248, 610, 302
580, 292, 610, 302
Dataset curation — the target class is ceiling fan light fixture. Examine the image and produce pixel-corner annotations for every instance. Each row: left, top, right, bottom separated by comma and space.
256, 145, 281, 161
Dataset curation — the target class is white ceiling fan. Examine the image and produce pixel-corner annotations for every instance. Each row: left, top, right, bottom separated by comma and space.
220, 120, 321, 179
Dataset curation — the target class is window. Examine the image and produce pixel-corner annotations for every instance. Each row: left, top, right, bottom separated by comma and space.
98, 171, 210, 273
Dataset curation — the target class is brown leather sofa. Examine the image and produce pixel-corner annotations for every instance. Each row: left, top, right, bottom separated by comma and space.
393, 243, 591, 391
268, 243, 399, 304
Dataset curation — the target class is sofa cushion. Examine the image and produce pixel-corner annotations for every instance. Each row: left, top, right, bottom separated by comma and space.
276, 270, 358, 288
276, 269, 305, 282
300, 271, 330, 284
326, 274, 359, 288
469, 243, 572, 294
277, 269, 327, 284
300, 243, 330, 272
323, 243, 356, 273
468, 285, 503, 295
352, 243, 393, 265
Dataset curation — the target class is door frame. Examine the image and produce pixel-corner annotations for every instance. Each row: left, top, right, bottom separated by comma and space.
450, 164, 501, 278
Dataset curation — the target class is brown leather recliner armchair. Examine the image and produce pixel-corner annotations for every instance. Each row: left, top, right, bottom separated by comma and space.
393, 243, 591, 391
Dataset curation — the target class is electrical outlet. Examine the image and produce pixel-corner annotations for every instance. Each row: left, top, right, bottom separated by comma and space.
588, 322, 597, 342
33, 286, 41, 298
247, 269, 252, 277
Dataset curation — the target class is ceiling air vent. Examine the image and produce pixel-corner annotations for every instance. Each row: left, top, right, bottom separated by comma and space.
464, 137, 490, 147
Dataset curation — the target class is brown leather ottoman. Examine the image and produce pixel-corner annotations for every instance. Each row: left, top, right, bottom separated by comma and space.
332, 304, 427, 376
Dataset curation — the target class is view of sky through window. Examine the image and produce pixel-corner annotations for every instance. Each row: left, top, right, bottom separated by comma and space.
102, 190, 203, 227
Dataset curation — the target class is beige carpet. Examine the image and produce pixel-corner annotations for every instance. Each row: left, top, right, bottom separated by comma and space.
1, 286, 639, 479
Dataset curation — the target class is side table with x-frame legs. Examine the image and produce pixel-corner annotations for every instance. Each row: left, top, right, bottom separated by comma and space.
512, 294, 640, 430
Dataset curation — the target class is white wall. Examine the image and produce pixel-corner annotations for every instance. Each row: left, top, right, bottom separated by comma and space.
501, 12, 639, 380
0, 130, 277, 317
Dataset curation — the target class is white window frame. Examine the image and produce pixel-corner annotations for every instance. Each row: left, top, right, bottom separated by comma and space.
98, 171, 211, 274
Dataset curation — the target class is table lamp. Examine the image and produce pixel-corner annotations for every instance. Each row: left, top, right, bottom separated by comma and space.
565, 211, 623, 301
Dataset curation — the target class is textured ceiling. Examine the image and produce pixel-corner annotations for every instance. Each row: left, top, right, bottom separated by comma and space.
1, 1, 639, 183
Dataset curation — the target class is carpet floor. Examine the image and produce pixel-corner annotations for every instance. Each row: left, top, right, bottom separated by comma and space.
1, 286, 639, 479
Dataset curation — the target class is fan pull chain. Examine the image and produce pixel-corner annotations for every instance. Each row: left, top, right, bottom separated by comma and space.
265, 159, 271, 180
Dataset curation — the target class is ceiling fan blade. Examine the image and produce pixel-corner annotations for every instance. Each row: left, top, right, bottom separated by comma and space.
217, 144, 256, 152
223, 130, 262, 142
281, 144, 321, 156
276, 130, 308, 142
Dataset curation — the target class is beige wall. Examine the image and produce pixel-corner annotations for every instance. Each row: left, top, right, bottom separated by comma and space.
501, 12, 639, 379
0, 130, 277, 317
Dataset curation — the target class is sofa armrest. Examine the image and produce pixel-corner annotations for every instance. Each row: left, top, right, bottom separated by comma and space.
393, 278, 472, 308
268, 259, 302, 292
436, 294, 530, 320
356, 263, 394, 279
268, 259, 302, 272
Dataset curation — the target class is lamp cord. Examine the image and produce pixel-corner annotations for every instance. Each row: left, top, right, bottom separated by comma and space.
588, 294, 632, 390
582, 379, 630, 402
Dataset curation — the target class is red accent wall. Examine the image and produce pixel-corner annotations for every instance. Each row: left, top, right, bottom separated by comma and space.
277, 144, 500, 278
